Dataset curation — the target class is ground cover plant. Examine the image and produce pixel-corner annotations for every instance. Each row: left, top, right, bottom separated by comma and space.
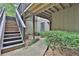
40, 30, 79, 50
40, 30, 79, 55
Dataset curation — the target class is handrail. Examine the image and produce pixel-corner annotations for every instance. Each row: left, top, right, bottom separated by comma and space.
0, 8, 6, 54
16, 9, 26, 43
16, 9, 26, 28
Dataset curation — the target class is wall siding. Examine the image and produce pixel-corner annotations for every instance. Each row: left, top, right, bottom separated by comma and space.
52, 4, 79, 32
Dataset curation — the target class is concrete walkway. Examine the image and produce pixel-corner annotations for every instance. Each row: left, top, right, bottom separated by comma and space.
2, 39, 47, 56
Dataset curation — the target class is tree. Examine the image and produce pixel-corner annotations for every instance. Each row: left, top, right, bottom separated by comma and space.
0, 3, 15, 16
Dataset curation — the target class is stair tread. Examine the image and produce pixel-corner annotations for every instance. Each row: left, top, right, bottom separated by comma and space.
5, 26, 18, 27
4, 36, 21, 40
2, 43, 24, 49
5, 31, 20, 32
3, 39, 23, 44
5, 32, 20, 34
4, 33, 20, 36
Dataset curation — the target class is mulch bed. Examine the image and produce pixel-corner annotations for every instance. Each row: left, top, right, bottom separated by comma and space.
45, 48, 79, 56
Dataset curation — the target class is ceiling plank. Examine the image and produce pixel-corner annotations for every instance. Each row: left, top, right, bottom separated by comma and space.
59, 3, 65, 9
42, 12, 51, 16
48, 8, 55, 13
45, 10, 52, 14
41, 13, 50, 17
53, 6, 59, 11
37, 12, 51, 19
69, 3, 72, 7
37, 14, 50, 19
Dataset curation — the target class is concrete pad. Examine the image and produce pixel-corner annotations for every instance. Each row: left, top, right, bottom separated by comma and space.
2, 39, 47, 56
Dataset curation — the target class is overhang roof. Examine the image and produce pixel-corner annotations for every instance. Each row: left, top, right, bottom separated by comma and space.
24, 3, 72, 19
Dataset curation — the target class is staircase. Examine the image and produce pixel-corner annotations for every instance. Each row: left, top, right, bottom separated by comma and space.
1, 16, 24, 54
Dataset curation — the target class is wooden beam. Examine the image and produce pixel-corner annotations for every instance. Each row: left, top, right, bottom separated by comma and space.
69, 3, 72, 7
59, 3, 65, 9
53, 6, 59, 11
42, 12, 51, 17
42, 11, 51, 16
32, 4, 51, 14
24, 3, 59, 19
29, 4, 42, 11
42, 13, 51, 18
37, 13, 50, 19
45, 10, 52, 14
25, 4, 51, 18
48, 8, 55, 13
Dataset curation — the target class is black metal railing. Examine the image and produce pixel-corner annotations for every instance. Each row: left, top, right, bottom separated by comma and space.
17, 3, 31, 15
0, 8, 6, 54
16, 9, 26, 43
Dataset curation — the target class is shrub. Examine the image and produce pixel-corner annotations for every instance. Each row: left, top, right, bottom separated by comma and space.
40, 30, 79, 49
35, 32, 40, 36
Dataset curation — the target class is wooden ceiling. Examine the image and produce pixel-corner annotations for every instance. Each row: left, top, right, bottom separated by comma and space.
24, 3, 72, 19
36, 3, 72, 19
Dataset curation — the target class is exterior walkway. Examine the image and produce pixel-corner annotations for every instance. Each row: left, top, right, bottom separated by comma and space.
2, 38, 47, 56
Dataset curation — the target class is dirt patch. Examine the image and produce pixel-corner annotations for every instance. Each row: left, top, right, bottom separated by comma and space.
45, 48, 79, 56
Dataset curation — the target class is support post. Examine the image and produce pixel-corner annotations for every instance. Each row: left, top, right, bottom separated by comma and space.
33, 15, 35, 39
49, 17, 52, 30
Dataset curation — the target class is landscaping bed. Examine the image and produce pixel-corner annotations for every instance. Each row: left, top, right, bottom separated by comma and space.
45, 47, 79, 56
40, 30, 79, 56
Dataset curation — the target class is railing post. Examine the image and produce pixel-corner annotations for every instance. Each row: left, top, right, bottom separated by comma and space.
0, 31, 1, 55
0, 8, 6, 55
21, 15, 26, 42
16, 9, 26, 47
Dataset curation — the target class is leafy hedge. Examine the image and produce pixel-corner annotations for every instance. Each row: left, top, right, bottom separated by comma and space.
40, 31, 79, 49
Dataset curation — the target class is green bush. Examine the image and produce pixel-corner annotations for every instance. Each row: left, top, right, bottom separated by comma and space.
40, 30, 79, 49
35, 32, 40, 36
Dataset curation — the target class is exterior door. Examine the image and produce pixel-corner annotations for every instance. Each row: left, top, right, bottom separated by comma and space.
40, 22, 45, 32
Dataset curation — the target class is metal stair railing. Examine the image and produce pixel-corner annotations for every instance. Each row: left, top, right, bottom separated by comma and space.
17, 3, 31, 15
0, 8, 6, 55
16, 9, 26, 44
